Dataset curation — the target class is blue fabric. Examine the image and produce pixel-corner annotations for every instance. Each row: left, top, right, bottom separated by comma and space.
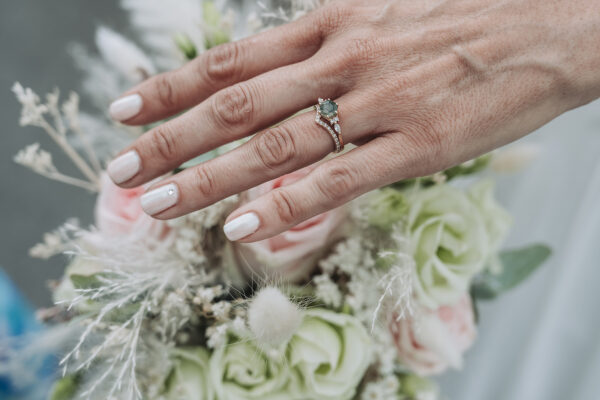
0, 267, 55, 400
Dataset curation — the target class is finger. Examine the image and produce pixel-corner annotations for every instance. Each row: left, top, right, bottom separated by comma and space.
138, 94, 374, 219
222, 132, 440, 242
107, 59, 343, 188
109, 15, 323, 125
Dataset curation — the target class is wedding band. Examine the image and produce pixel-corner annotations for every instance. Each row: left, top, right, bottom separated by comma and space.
314, 98, 344, 153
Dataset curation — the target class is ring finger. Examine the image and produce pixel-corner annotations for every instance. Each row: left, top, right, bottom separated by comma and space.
138, 93, 376, 219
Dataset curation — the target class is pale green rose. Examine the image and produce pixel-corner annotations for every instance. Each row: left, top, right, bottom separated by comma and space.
468, 180, 512, 273
406, 184, 490, 308
210, 309, 371, 400
210, 336, 303, 400
165, 348, 214, 400
288, 309, 372, 400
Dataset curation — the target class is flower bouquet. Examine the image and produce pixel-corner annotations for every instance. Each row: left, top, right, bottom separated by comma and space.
8, 1, 551, 399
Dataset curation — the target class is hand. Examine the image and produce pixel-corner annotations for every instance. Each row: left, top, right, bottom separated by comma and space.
106, 0, 600, 242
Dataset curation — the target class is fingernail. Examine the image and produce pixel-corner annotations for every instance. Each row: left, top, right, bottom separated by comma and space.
140, 183, 179, 215
107, 150, 141, 184
109, 94, 143, 121
224, 212, 260, 241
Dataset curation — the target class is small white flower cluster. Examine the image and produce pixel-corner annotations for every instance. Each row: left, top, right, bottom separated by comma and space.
362, 375, 402, 400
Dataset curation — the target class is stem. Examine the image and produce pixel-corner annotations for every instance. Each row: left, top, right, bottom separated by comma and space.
71, 123, 103, 174
39, 119, 99, 185
32, 169, 98, 192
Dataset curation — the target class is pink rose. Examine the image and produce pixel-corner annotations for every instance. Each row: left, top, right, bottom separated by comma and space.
234, 166, 347, 282
95, 173, 169, 240
390, 295, 477, 376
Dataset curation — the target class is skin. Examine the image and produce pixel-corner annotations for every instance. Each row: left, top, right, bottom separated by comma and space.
109, 0, 600, 242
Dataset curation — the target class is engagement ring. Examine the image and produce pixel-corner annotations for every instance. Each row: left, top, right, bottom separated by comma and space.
314, 98, 344, 153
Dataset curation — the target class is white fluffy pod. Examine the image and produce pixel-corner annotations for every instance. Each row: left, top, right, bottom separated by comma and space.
247, 286, 302, 348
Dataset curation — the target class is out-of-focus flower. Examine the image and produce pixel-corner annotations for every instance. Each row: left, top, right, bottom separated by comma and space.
400, 374, 440, 400
288, 309, 372, 400
95, 26, 156, 82
95, 173, 169, 240
468, 180, 512, 272
0, 268, 55, 400
406, 184, 490, 308
209, 308, 370, 400
234, 166, 347, 282
209, 335, 301, 400
490, 143, 541, 173
164, 347, 214, 400
366, 188, 408, 231
120, 0, 207, 70
390, 295, 476, 376
202, 1, 232, 49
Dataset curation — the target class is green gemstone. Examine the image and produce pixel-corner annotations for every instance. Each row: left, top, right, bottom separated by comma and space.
319, 100, 338, 118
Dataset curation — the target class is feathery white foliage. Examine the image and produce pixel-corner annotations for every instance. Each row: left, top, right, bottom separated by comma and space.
59, 239, 192, 399
96, 26, 156, 82
371, 231, 415, 331
55, 195, 241, 399
120, 0, 207, 70
12, 83, 100, 191
248, 286, 302, 348
28, 218, 80, 259
0, 325, 78, 394
70, 43, 123, 109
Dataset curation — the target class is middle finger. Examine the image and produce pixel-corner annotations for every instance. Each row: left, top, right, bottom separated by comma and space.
138, 93, 375, 219
107, 60, 343, 188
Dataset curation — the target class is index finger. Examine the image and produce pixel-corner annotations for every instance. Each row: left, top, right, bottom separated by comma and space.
109, 13, 324, 125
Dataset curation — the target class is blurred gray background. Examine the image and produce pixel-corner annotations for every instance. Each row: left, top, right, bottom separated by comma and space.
1, 0, 125, 307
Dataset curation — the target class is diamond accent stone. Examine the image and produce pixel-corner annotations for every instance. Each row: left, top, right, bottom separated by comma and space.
334, 123, 341, 133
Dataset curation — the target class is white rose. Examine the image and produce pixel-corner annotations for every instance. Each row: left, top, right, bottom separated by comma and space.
165, 347, 214, 400
406, 184, 490, 308
289, 309, 372, 400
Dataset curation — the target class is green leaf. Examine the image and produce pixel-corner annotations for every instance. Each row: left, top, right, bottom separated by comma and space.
471, 244, 551, 300
390, 153, 492, 190
69, 273, 105, 290
174, 33, 197, 60
50, 375, 79, 400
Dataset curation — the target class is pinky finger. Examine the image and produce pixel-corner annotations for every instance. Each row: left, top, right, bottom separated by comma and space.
223, 135, 409, 242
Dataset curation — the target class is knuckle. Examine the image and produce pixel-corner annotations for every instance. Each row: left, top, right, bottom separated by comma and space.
154, 74, 177, 109
270, 190, 299, 225
150, 125, 179, 161
205, 42, 242, 84
212, 84, 255, 128
192, 164, 218, 198
317, 4, 353, 34
403, 116, 448, 171
317, 161, 359, 203
345, 37, 384, 63
254, 126, 297, 170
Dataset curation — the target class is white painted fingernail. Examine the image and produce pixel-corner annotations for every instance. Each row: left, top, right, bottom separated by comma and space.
107, 150, 141, 184
224, 213, 260, 241
140, 183, 179, 215
109, 94, 142, 121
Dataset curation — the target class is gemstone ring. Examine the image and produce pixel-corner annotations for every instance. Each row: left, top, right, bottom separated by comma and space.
314, 98, 344, 153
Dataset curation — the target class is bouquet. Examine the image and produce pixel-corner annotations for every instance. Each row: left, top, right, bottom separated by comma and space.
7, 1, 551, 399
